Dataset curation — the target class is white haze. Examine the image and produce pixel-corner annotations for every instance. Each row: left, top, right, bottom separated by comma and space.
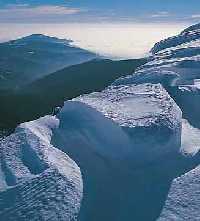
0, 22, 189, 59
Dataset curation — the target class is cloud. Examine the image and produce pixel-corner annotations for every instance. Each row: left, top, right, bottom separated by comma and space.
191, 14, 200, 18
150, 11, 170, 18
0, 4, 82, 22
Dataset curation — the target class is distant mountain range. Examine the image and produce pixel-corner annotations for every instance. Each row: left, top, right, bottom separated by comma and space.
0, 34, 98, 89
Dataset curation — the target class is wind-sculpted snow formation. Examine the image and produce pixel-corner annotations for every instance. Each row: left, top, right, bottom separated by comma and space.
1, 23, 200, 221
113, 23, 200, 220
0, 83, 182, 221
113, 23, 200, 127
51, 83, 182, 221
0, 116, 83, 221
72, 83, 182, 166
158, 165, 200, 221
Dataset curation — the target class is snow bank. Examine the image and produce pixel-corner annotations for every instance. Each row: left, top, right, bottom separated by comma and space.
158, 165, 200, 221
48, 83, 182, 220
181, 119, 200, 156
71, 83, 182, 166
0, 116, 83, 221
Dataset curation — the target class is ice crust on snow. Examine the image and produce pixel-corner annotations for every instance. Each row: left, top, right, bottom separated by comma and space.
48, 83, 182, 221
0, 116, 83, 221
112, 23, 200, 220
158, 165, 200, 221
72, 83, 182, 165
0, 83, 182, 221
1, 23, 200, 221
181, 119, 200, 156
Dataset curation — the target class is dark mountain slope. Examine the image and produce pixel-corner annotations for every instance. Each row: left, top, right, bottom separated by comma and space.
0, 58, 146, 127
0, 34, 97, 89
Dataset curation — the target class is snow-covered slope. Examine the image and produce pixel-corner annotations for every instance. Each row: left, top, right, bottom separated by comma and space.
112, 23, 200, 220
0, 34, 98, 89
0, 116, 83, 221
114, 23, 200, 87
72, 83, 182, 166
50, 83, 182, 221
0, 83, 182, 221
1, 23, 200, 221
114, 23, 200, 125
158, 165, 200, 221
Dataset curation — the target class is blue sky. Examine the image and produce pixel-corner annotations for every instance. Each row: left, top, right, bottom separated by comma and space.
0, 0, 200, 23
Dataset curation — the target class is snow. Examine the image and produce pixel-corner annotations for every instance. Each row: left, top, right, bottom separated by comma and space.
0, 116, 83, 221
0, 83, 182, 220
114, 23, 200, 87
1, 22, 200, 220
112, 23, 200, 220
71, 83, 182, 166
43, 83, 181, 221
158, 165, 200, 221
181, 119, 200, 156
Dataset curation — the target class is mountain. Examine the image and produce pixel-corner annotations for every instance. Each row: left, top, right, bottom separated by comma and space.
0, 34, 98, 89
1, 23, 200, 221
0, 58, 146, 127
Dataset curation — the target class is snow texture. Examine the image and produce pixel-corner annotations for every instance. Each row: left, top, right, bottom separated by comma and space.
158, 165, 200, 221
112, 23, 200, 220
114, 23, 200, 87
48, 83, 182, 221
0, 116, 83, 221
72, 83, 182, 166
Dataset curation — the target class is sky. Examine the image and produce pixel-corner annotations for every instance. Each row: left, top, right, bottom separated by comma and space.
0, 1, 198, 58
0, 0, 200, 23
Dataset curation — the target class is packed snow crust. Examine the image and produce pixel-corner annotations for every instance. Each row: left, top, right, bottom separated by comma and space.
0, 83, 182, 221
1, 23, 200, 221
0, 116, 83, 221
72, 83, 182, 165
112, 23, 200, 220
158, 165, 200, 221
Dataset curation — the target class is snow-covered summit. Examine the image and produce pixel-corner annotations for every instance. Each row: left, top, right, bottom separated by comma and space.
114, 23, 200, 87
151, 23, 200, 54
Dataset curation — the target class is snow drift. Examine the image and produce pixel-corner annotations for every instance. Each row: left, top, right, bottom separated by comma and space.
0, 116, 83, 221
1, 22, 200, 221
50, 83, 182, 221
158, 165, 200, 221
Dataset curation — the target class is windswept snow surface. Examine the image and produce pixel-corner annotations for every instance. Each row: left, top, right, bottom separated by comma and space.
112, 23, 200, 220
0, 116, 83, 221
72, 83, 182, 165
114, 23, 200, 87
158, 165, 200, 221
1, 23, 200, 221
0, 83, 182, 221
49, 83, 182, 221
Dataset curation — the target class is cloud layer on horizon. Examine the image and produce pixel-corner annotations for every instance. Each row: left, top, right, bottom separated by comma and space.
0, 1, 199, 23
